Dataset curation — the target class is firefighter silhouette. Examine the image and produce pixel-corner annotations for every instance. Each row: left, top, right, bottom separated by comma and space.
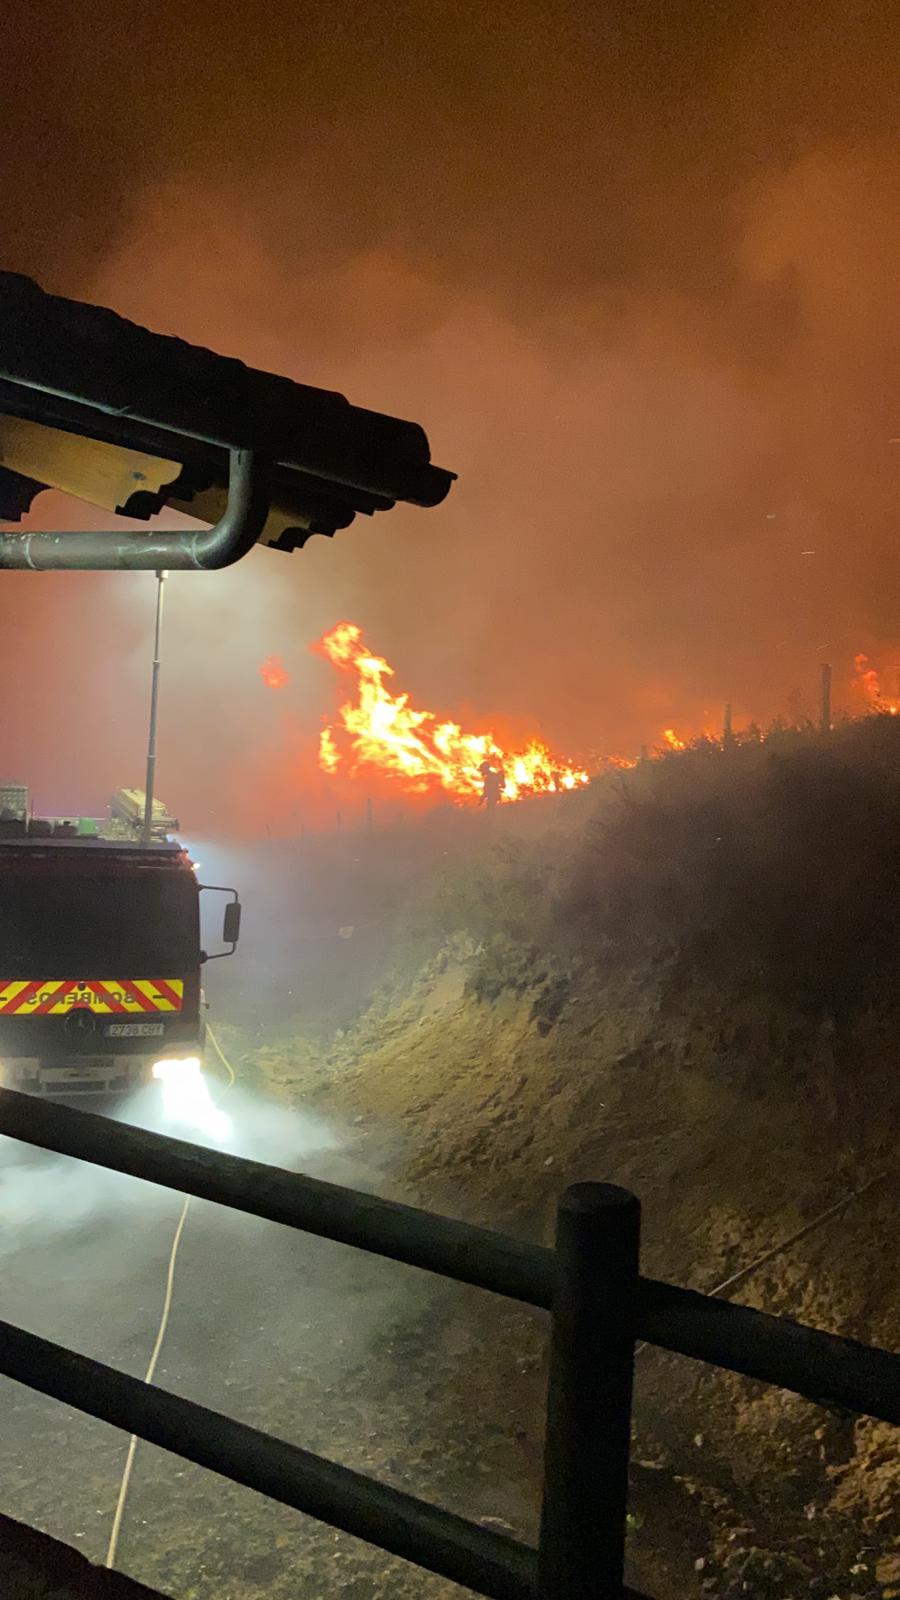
478, 760, 506, 808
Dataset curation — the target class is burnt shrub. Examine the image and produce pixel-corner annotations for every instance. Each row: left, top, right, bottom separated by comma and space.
556, 716, 900, 1017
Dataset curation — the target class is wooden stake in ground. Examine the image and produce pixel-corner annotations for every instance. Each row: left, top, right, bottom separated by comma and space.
820, 663, 832, 733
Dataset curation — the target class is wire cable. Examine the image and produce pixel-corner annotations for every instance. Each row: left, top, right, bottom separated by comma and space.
206, 1021, 236, 1086
104, 1192, 191, 1569
105, 1030, 237, 1569
634, 1168, 887, 1358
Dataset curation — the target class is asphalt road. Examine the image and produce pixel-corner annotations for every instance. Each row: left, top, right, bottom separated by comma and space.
0, 1082, 532, 1600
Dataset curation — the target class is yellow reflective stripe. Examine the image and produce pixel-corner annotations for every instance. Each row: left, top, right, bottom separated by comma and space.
14, 983, 67, 1012
0, 980, 32, 1007
36, 984, 66, 1010
67, 987, 114, 1013
131, 979, 179, 1012
0, 979, 185, 1013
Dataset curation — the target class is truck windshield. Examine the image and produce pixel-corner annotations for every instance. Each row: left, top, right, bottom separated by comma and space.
0, 872, 199, 975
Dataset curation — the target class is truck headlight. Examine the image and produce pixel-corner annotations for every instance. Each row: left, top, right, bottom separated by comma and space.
152, 1055, 203, 1080
152, 1057, 231, 1145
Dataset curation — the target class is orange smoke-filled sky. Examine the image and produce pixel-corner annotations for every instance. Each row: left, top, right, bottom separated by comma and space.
2, 1, 900, 834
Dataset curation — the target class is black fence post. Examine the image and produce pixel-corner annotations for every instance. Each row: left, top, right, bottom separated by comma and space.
820, 662, 832, 734
539, 1182, 641, 1599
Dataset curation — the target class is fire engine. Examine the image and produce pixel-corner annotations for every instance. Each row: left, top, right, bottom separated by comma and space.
0, 785, 240, 1099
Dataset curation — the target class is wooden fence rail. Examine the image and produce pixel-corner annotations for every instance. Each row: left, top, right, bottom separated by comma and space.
0, 1087, 896, 1599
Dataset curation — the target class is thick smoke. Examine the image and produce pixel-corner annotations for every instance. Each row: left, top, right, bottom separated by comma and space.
2, 2, 900, 833
0, 1081, 339, 1258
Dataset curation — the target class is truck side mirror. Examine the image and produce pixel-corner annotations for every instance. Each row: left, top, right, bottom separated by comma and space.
198, 883, 242, 960
223, 900, 242, 946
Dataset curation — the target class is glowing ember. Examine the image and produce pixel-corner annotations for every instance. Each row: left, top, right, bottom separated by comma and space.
316, 621, 590, 804
259, 654, 289, 690
853, 653, 900, 714
854, 653, 881, 702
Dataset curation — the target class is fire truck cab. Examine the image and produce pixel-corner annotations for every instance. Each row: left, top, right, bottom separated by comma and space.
0, 786, 239, 1099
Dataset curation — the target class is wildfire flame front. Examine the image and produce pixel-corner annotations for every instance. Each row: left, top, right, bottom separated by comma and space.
315, 622, 590, 804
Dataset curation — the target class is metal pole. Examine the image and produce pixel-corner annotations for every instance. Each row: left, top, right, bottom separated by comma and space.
723, 702, 733, 750
142, 569, 166, 844
539, 1183, 641, 1599
820, 663, 832, 734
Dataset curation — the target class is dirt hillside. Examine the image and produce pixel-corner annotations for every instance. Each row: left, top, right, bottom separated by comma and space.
229, 720, 900, 1598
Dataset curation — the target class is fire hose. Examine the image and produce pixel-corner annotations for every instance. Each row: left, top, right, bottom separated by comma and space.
103, 1024, 236, 1571
102, 1031, 885, 1569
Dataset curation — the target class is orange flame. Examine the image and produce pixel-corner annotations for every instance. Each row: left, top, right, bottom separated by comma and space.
853, 653, 900, 714
316, 622, 591, 804
662, 728, 686, 751
319, 726, 340, 773
259, 654, 289, 690
854, 653, 881, 702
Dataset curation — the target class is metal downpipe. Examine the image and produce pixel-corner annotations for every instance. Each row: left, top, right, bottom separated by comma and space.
0, 448, 269, 570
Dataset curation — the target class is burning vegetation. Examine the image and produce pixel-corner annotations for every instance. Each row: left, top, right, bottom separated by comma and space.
853, 652, 900, 715
248, 626, 900, 830
314, 621, 592, 803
